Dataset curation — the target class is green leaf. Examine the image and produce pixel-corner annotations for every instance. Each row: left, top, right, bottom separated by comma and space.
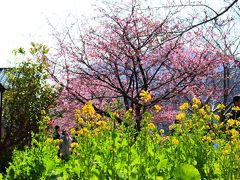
156, 176, 164, 180
147, 145, 154, 157
173, 163, 201, 180
157, 159, 168, 171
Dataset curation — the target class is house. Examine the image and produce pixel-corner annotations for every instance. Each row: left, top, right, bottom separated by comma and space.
0, 68, 8, 140
0, 68, 8, 90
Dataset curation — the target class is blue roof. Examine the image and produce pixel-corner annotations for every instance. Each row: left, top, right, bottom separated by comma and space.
0, 68, 9, 89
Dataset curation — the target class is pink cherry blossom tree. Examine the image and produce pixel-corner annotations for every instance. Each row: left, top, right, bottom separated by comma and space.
180, 14, 240, 116
47, 0, 239, 129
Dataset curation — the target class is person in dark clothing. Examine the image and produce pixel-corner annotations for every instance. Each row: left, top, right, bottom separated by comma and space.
53, 125, 61, 139
229, 95, 240, 120
60, 130, 71, 160
53, 125, 61, 157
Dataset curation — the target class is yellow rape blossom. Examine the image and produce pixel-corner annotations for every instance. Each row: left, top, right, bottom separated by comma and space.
113, 112, 120, 118
172, 138, 179, 145
70, 142, 80, 149
180, 103, 189, 111
223, 143, 231, 155
159, 129, 165, 134
230, 129, 239, 139
70, 142, 80, 153
236, 121, 240, 127
213, 114, 220, 121
192, 104, 199, 110
70, 128, 76, 135
140, 90, 152, 103
199, 108, 207, 116
93, 127, 101, 134
82, 101, 95, 117
232, 106, 240, 111
216, 104, 225, 111
96, 120, 107, 127
153, 105, 161, 112
148, 123, 156, 129
227, 119, 236, 127
168, 124, 176, 131
125, 108, 133, 119
204, 105, 211, 112
192, 97, 201, 105
46, 138, 53, 143
95, 113, 102, 121
176, 112, 186, 122
54, 139, 62, 144
75, 109, 85, 124
202, 135, 212, 142
77, 128, 90, 136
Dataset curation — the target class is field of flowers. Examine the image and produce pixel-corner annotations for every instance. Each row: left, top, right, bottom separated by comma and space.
2, 98, 240, 179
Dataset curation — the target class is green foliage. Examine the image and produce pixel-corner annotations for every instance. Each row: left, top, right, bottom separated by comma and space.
5, 100, 240, 179
6, 134, 61, 180
0, 42, 59, 173
173, 164, 201, 180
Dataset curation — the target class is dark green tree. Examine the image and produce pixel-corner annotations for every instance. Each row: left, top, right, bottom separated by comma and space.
0, 43, 58, 172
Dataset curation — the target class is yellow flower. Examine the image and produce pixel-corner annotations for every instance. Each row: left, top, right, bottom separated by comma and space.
54, 139, 62, 144
96, 114, 102, 121
77, 128, 89, 136
148, 123, 156, 129
213, 114, 220, 121
172, 138, 179, 145
159, 129, 165, 134
70, 142, 80, 153
192, 104, 199, 110
96, 120, 107, 127
140, 90, 152, 103
230, 129, 239, 139
223, 143, 231, 155
82, 101, 95, 117
168, 124, 175, 130
70, 142, 80, 148
46, 138, 53, 143
70, 128, 76, 135
153, 105, 161, 112
227, 119, 236, 127
180, 103, 189, 111
41, 110, 46, 115
127, 108, 133, 113
199, 108, 207, 116
235, 155, 240, 161
205, 105, 211, 112
192, 97, 201, 105
236, 121, 240, 127
77, 117, 84, 124
176, 112, 186, 122
216, 104, 225, 111
160, 136, 169, 143
203, 114, 211, 120
232, 106, 240, 111
113, 112, 120, 118
202, 135, 212, 142
75, 109, 85, 124
93, 127, 101, 134
125, 108, 133, 119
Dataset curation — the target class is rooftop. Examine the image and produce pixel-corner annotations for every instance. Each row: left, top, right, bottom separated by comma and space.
0, 68, 10, 89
